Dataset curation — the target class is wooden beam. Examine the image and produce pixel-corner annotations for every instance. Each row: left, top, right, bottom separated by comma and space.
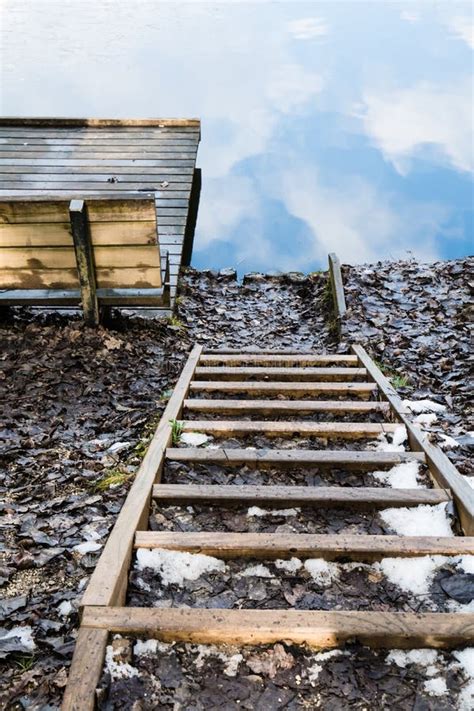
82, 606, 474, 649
328, 252, 347, 318
352, 344, 474, 535
200, 353, 359, 365
151, 483, 450, 508
183, 399, 390, 416
165, 448, 425, 470
80, 345, 202, 608
189, 381, 378, 399
134, 531, 472, 560
61, 628, 108, 711
0, 117, 201, 128
193, 367, 367, 382
180, 420, 399, 438
69, 200, 99, 326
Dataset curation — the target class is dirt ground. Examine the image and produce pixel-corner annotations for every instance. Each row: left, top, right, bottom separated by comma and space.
1, 263, 473, 710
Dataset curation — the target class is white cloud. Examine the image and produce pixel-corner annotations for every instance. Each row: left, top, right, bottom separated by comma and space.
266, 63, 324, 114
400, 11, 420, 24
359, 80, 474, 174
287, 17, 329, 40
448, 16, 474, 49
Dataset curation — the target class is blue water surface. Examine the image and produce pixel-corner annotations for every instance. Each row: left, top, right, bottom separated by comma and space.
1, 0, 473, 272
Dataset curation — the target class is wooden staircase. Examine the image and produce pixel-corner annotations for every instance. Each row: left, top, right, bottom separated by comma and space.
62, 345, 474, 710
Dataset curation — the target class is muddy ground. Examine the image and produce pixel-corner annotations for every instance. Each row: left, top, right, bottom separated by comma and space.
1, 262, 473, 710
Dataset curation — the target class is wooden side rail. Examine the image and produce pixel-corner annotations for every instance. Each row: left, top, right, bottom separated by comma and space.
0, 194, 170, 323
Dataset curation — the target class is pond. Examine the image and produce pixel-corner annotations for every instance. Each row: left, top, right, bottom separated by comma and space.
1, 0, 473, 273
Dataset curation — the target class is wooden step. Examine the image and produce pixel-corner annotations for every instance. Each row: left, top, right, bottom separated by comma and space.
200, 354, 359, 365
180, 420, 399, 439
166, 448, 426, 469
134, 532, 472, 559
194, 367, 367, 382
189, 381, 377, 399
151, 483, 450, 508
184, 398, 391, 416
82, 606, 474, 648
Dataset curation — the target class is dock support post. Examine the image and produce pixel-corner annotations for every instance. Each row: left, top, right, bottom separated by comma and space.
69, 199, 99, 326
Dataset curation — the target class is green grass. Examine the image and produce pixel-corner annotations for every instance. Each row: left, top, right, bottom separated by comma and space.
169, 419, 184, 445
391, 374, 410, 388
14, 654, 36, 672
167, 315, 185, 329
94, 468, 133, 491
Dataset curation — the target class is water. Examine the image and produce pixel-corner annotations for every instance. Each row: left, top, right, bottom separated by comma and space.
1, 0, 473, 273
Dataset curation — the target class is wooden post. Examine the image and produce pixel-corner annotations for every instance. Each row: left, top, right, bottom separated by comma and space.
328, 252, 347, 319
69, 199, 99, 326
182, 168, 201, 266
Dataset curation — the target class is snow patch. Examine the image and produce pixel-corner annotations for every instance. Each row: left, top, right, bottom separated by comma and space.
57, 601, 73, 617
240, 564, 274, 578
246, 506, 299, 517
457, 556, 474, 574
307, 650, 344, 684
274, 557, 302, 573
423, 677, 448, 696
73, 541, 103, 554
375, 426, 407, 452
452, 648, 474, 711
304, 559, 339, 586
438, 434, 459, 449
135, 548, 226, 586
403, 399, 446, 414
105, 644, 138, 680
386, 649, 438, 668
180, 432, 210, 446
414, 413, 438, 426
193, 645, 243, 677
0, 626, 36, 651
372, 460, 422, 489
463, 476, 474, 490
378, 556, 447, 595
380, 502, 454, 537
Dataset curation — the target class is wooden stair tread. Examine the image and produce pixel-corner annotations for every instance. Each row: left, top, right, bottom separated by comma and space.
200, 353, 359, 365
152, 483, 450, 508
180, 420, 399, 438
184, 398, 391, 414
82, 606, 474, 649
194, 366, 367, 381
166, 448, 426, 469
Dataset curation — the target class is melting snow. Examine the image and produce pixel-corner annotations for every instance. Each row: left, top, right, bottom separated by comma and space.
387, 649, 439, 668
193, 645, 243, 676
136, 548, 226, 586
57, 601, 73, 617
403, 399, 446, 414
372, 460, 422, 489
240, 564, 274, 578
180, 432, 210, 446
380, 502, 454, 537
378, 556, 447, 595
246, 506, 299, 517
304, 559, 339, 586
452, 648, 474, 711
274, 557, 302, 573
375, 426, 407, 452
438, 434, 459, 449
73, 541, 103, 554
307, 650, 345, 684
423, 677, 448, 696
105, 644, 138, 680
414, 413, 438, 426
0, 626, 36, 651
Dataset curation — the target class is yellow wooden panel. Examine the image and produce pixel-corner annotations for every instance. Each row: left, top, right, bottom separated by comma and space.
0, 222, 73, 246
89, 221, 157, 246
96, 267, 162, 289
1, 245, 161, 271
87, 199, 156, 222
0, 198, 156, 224
0, 201, 70, 224
0, 268, 79, 289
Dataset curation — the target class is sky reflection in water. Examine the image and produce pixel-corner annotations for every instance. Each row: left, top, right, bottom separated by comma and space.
1, 1, 473, 273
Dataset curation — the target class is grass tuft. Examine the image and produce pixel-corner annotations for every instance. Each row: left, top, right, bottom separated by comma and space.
94, 468, 132, 491
169, 418, 184, 445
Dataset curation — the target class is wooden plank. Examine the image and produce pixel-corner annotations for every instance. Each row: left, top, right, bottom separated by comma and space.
0, 223, 72, 246
328, 252, 347, 318
0, 182, 191, 192
183, 398, 391, 415
61, 627, 108, 711
189, 381, 378, 399
151, 483, 450, 509
0, 190, 191, 198
0, 267, 163, 289
0, 222, 158, 247
0, 117, 201, 127
82, 606, 474, 649
0, 245, 161, 270
80, 345, 202, 608
0, 287, 165, 306
0, 150, 196, 160
193, 367, 367, 382
352, 344, 474, 535
69, 200, 99, 326
135, 532, 471, 559
166, 448, 425, 469
180, 420, 400, 438
0, 196, 156, 223
0, 158, 196, 167
200, 354, 359, 366
0, 138, 199, 147
0, 166, 195, 176
95, 267, 162, 289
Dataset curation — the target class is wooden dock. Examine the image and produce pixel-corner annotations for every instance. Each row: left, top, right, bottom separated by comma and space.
0, 118, 201, 310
